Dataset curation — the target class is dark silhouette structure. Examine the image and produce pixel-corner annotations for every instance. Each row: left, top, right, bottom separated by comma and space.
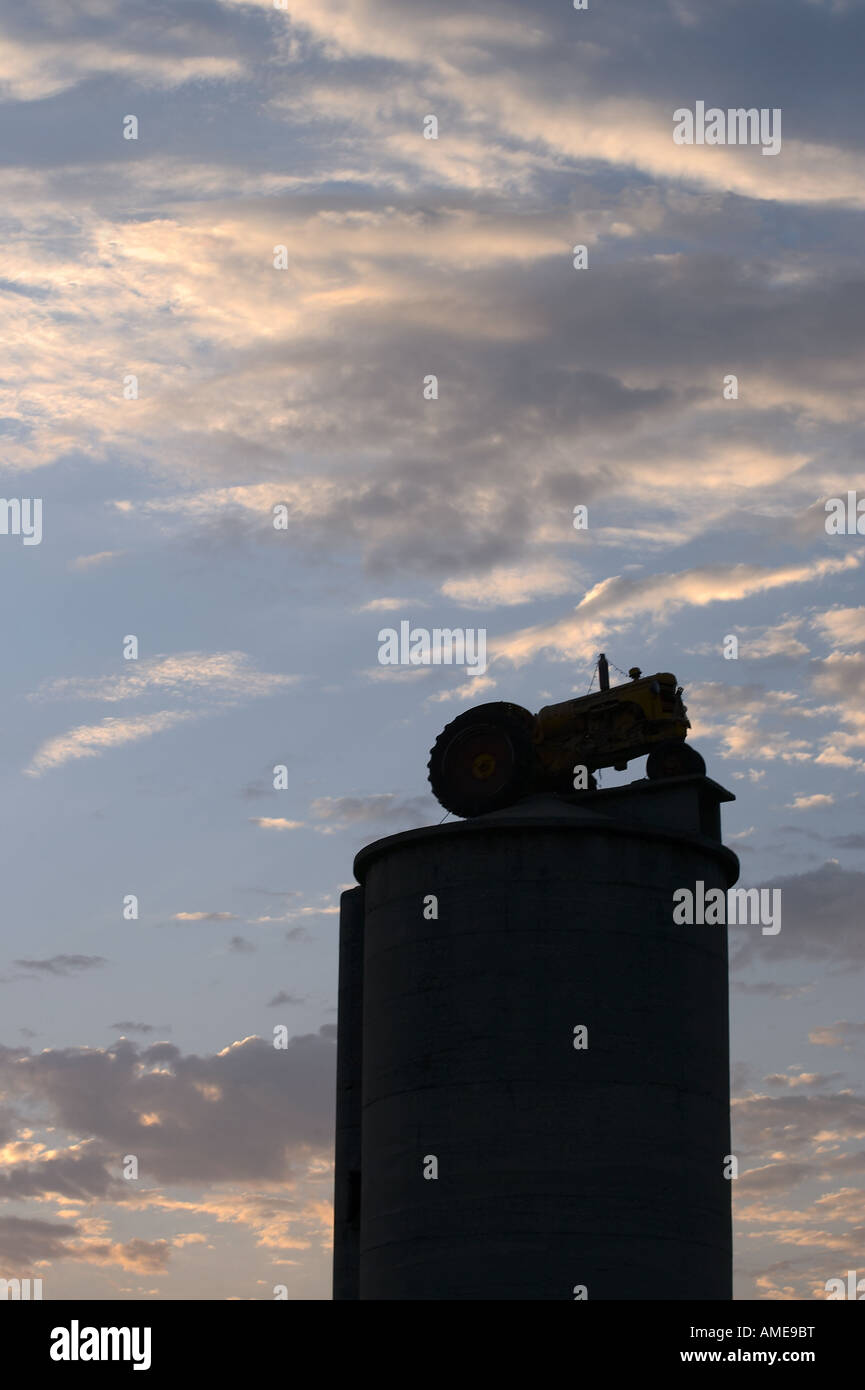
334, 771, 738, 1300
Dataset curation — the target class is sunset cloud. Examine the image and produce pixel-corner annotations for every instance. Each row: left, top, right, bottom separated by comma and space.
24, 710, 198, 777
490, 556, 859, 667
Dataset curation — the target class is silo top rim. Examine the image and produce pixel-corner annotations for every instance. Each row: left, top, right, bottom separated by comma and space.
352, 777, 739, 886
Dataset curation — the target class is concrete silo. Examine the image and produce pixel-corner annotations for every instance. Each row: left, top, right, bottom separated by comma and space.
333, 773, 738, 1300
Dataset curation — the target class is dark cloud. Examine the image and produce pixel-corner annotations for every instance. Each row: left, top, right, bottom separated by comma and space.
228, 936, 255, 954
173, 284, 863, 580
731, 862, 865, 968
0, 1028, 336, 1184
733, 981, 812, 999
11, 955, 108, 977
829, 833, 865, 850
0, 1215, 172, 1274
0, 1216, 83, 1267
0, 1149, 116, 1204
109, 1021, 167, 1035
733, 1088, 865, 1158
777, 824, 826, 839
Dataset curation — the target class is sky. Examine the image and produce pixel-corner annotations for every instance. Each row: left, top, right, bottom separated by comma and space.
0, 0, 863, 1301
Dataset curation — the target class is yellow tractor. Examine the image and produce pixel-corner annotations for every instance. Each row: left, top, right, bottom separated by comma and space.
428, 654, 705, 818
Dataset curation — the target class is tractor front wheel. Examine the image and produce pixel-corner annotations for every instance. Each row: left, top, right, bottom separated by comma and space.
428, 702, 536, 818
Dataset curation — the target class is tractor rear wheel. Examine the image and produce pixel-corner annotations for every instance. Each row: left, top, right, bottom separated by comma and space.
428, 702, 535, 818
646, 739, 706, 780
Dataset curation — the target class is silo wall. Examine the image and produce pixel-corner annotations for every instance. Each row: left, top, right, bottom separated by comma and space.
338, 778, 739, 1300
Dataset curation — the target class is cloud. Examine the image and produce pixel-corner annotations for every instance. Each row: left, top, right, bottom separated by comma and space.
359, 597, 425, 611
440, 561, 578, 608
733, 1086, 865, 1164
24, 654, 298, 776
109, 1022, 163, 1035
249, 818, 305, 830
0, 1028, 338, 1185
29, 652, 296, 705
266, 992, 305, 1007
250, 905, 338, 924
764, 1071, 844, 1090
11, 955, 108, 978
733, 981, 812, 1000
103, 1238, 172, 1273
0, 5, 247, 102
739, 618, 811, 661
829, 833, 865, 849
24, 710, 198, 777
685, 677, 865, 769
734, 1161, 815, 1195
70, 551, 123, 571
137, 1186, 332, 1257
812, 607, 865, 649
731, 862, 865, 968
0, 1215, 87, 1266
363, 666, 433, 683
786, 793, 836, 810
810, 1021, 865, 1049
172, 1232, 208, 1248
0, 1212, 170, 1274
172, 912, 238, 923
228, 937, 256, 954
9, 161, 860, 580
490, 556, 859, 667
308, 793, 432, 829
266, 0, 865, 212
0, 1147, 116, 1204
806, 651, 865, 764
426, 675, 497, 704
